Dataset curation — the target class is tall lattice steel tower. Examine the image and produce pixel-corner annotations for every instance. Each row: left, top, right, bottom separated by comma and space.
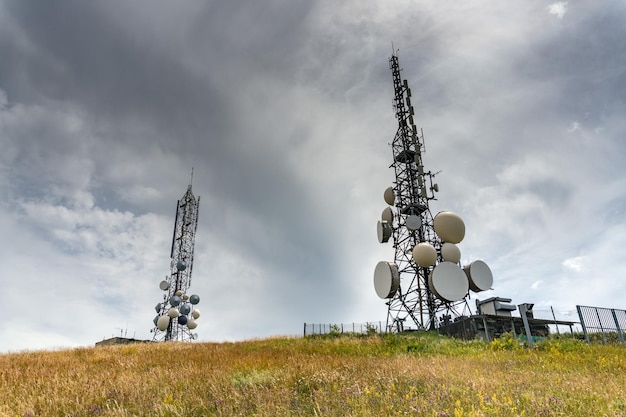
152, 175, 202, 341
374, 52, 493, 332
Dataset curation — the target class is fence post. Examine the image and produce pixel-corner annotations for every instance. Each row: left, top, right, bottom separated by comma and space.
482, 316, 490, 342
551, 306, 560, 335
596, 308, 607, 344
611, 309, 625, 345
577, 305, 590, 343
304, 323, 306, 337
518, 304, 534, 348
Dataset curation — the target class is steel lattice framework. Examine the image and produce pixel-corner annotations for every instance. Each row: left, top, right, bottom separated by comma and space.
384, 53, 467, 331
152, 181, 201, 341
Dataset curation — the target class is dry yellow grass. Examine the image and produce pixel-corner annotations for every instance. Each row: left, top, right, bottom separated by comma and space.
1, 333, 625, 416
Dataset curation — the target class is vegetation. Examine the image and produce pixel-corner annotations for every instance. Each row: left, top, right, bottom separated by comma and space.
1, 332, 625, 416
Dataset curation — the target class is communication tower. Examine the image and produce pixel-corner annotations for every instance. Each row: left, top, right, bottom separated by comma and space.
151, 174, 202, 341
374, 52, 493, 331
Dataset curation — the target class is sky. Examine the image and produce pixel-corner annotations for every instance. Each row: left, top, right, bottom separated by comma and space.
1, 0, 625, 352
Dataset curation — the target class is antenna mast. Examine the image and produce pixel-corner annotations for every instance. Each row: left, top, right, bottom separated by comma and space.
374, 52, 492, 332
152, 175, 202, 341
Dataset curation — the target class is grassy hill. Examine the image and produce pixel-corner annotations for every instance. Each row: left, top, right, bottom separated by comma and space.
1, 332, 625, 416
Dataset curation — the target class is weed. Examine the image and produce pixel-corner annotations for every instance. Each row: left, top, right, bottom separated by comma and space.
1, 334, 625, 415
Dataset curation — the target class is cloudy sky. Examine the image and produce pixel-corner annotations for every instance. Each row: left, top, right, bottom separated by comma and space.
1, 0, 625, 352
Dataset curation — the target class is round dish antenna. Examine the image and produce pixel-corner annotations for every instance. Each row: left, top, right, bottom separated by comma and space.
405, 214, 422, 231
381, 207, 394, 224
384, 186, 395, 205
464, 260, 493, 292
180, 304, 191, 315
377, 220, 392, 243
441, 242, 461, 264
433, 211, 465, 244
412, 243, 437, 267
157, 315, 170, 331
428, 262, 469, 302
373, 261, 400, 299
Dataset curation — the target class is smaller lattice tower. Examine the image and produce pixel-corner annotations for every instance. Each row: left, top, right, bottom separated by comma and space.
151, 173, 202, 341
373, 51, 494, 332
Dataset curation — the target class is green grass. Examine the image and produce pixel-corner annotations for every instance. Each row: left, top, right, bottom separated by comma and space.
1, 333, 625, 416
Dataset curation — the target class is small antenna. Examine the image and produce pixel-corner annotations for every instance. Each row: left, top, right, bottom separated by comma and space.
190, 167, 194, 188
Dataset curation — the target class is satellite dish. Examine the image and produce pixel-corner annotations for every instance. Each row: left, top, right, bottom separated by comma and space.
377, 220, 392, 243
381, 207, 394, 224
177, 315, 188, 325
170, 295, 182, 307
167, 308, 180, 318
182, 294, 190, 301
433, 211, 465, 244
192, 309, 200, 319
441, 242, 461, 264
175, 290, 183, 297
187, 319, 198, 330
373, 261, 400, 299
384, 186, 395, 205
159, 280, 170, 291
189, 294, 200, 305
176, 261, 187, 271
464, 260, 493, 292
405, 214, 422, 231
154, 303, 162, 313
180, 303, 191, 315
412, 243, 437, 267
428, 262, 469, 302
157, 315, 170, 331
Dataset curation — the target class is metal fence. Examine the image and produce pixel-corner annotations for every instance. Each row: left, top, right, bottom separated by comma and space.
304, 322, 386, 336
577, 305, 626, 345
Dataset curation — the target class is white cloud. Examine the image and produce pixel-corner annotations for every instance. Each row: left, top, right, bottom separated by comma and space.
568, 121, 581, 132
562, 256, 588, 273
547, 2, 568, 20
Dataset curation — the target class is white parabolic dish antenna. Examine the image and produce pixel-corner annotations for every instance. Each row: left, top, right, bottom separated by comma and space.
373, 261, 400, 299
412, 242, 437, 267
428, 261, 469, 302
381, 207, 394, 224
377, 220, 392, 243
405, 214, 422, 231
464, 260, 493, 292
384, 186, 395, 205
441, 242, 461, 264
157, 315, 170, 331
433, 211, 465, 244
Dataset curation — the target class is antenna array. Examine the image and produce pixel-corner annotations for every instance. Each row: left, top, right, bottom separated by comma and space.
151, 180, 202, 341
374, 52, 493, 331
